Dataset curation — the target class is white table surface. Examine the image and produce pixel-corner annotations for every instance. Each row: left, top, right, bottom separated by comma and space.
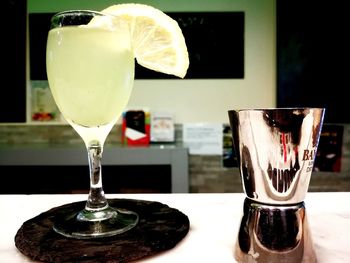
1, 192, 350, 262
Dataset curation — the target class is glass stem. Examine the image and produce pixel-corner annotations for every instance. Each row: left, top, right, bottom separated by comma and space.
86, 141, 108, 211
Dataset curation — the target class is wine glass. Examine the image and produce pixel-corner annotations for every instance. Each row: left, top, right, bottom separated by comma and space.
46, 10, 138, 239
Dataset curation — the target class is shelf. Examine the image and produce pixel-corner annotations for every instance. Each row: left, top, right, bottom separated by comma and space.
0, 144, 189, 193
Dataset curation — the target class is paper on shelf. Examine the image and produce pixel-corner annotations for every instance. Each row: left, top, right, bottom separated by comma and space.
183, 123, 223, 155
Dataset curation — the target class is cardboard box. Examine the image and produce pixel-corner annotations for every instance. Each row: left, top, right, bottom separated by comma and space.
122, 109, 150, 146
150, 112, 175, 143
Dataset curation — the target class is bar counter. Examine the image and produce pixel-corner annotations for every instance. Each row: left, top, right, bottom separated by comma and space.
1, 192, 350, 262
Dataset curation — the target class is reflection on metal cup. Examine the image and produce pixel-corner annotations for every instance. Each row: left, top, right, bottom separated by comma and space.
228, 108, 325, 204
228, 108, 325, 263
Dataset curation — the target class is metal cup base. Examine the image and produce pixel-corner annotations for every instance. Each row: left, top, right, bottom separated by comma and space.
234, 198, 316, 263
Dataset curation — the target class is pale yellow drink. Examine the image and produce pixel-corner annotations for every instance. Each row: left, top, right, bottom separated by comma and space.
46, 25, 134, 144
45, 7, 188, 239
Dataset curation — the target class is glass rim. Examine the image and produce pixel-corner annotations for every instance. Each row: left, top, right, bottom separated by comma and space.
52, 9, 107, 17
228, 107, 326, 112
49, 9, 117, 30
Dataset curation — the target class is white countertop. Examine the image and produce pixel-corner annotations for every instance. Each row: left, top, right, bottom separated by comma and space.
1, 192, 350, 262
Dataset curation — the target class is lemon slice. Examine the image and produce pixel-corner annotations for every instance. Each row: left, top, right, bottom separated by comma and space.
101, 3, 189, 78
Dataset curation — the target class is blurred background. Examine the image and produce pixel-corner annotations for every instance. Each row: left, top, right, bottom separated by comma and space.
1, 0, 349, 194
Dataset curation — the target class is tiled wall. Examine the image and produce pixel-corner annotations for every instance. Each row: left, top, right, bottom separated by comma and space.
0, 124, 121, 146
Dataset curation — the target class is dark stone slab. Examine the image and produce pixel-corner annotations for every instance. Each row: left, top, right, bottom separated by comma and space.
15, 198, 190, 262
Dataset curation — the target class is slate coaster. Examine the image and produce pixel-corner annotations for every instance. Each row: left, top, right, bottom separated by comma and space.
15, 198, 190, 262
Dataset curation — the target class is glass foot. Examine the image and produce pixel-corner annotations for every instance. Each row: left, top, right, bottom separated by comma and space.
53, 206, 139, 239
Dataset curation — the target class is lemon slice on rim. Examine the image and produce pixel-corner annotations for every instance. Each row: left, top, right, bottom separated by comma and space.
100, 3, 189, 78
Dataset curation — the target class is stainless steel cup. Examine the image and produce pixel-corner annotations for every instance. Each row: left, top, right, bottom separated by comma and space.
228, 108, 325, 263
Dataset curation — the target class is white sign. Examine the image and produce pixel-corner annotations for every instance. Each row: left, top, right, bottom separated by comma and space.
183, 123, 223, 155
